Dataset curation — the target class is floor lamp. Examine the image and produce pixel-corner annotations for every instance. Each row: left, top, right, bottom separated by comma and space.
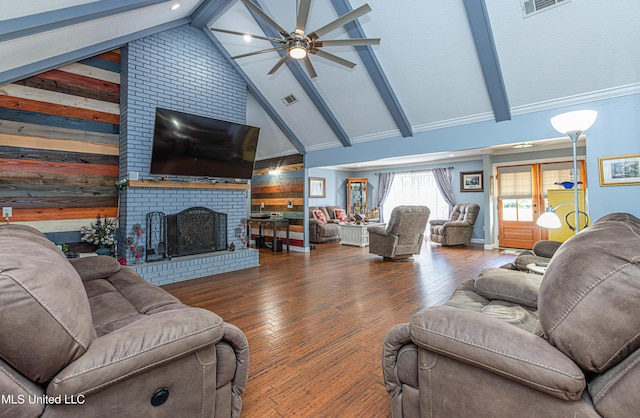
537, 110, 597, 234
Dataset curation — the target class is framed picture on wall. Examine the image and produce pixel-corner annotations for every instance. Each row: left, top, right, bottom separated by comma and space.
309, 177, 326, 198
460, 171, 484, 192
599, 154, 640, 186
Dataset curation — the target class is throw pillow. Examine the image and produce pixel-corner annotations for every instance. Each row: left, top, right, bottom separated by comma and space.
334, 208, 348, 222
313, 209, 328, 224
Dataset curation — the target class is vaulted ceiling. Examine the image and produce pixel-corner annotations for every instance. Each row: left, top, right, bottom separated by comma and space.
2, 0, 639, 162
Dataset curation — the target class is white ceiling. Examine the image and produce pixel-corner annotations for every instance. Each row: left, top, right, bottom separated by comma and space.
2, 0, 639, 167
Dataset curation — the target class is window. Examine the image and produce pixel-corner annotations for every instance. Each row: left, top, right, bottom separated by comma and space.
498, 166, 533, 222
382, 172, 450, 225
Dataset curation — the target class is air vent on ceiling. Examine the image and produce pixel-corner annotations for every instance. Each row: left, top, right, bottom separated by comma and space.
281, 94, 298, 106
521, 0, 569, 18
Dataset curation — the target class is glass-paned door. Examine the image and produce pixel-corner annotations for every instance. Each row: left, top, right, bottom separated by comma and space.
497, 165, 540, 249
497, 161, 586, 249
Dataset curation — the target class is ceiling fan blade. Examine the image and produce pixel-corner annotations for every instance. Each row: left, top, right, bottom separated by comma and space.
267, 54, 290, 75
210, 28, 286, 43
311, 49, 356, 69
232, 46, 287, 60
295, 0, 312, 35
240, 0, 290, 38
308, 3, 372, 41
313, 38, 380, 47
302, 56, 318, 78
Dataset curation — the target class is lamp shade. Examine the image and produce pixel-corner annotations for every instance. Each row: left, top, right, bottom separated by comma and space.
550, 110, 597, 134
537, 211, 562, 229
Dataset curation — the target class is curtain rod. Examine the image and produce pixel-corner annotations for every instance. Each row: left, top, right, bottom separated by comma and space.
375, 166, 454, 176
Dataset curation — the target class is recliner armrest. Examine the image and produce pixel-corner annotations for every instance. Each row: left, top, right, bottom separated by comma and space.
475, 268, 541, 308
69, 256, 121, 281
367, 226, 390, 237
48, 308, 224, 396
382, 323, 413, 396
429, 219, 447, 226
409, 306, 585, 401
442, 220, 471, 228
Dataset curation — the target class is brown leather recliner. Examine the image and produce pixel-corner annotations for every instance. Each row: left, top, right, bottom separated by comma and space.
0, 224, 249, 417
429, 203, 480, 246
383, 213, 640, 417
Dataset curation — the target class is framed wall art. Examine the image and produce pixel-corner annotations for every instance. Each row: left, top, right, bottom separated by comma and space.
598, 154, 640, 186
309, 177, 326, 198
460, 171, 484, 192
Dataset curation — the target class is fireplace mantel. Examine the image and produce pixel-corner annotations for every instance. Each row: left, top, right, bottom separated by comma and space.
127, 180, 249, 190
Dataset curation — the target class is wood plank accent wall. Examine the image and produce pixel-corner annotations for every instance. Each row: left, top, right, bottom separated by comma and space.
251, 154, 305, 246
0, 51, 120, 233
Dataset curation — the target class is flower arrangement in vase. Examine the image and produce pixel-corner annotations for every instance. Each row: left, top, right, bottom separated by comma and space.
80, 215, 117, 255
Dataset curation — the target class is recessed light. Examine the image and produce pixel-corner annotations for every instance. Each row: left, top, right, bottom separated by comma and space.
513, 142, 533, 148
243, 34, 252, 42
171, 3, 181, 10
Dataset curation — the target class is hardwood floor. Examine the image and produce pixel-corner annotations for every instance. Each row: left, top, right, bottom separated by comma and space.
162, 241, 517, 417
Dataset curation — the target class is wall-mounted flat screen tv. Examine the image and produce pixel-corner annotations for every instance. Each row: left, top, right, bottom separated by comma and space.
149, 108, 260, 179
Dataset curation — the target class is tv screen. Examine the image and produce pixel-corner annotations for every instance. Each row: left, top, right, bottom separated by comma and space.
149, 108, 260, 179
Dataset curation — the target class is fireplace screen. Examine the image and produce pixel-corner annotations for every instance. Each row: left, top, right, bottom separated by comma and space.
166, 207, 227, 257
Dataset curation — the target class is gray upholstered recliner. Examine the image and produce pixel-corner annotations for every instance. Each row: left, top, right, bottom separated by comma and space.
0, 224, 249, 417
367, 206, 430, 261
429, 203, 480, 246
383, 213, 640, 417
502, 239, 563, 271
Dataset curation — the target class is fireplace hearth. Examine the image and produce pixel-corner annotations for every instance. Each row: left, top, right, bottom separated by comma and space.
165, 207, 227, 257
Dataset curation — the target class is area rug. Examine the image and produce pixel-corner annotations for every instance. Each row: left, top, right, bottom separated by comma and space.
499, 248, 523, 255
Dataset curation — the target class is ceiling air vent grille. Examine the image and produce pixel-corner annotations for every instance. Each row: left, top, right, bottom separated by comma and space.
281, 94, 298, 106
522, 0, 569, 18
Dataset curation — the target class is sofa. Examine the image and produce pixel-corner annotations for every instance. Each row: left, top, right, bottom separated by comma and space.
383, 213, 640, 417
429, 203, 480, 246
0, 224, 249, 417
308, 206, 343, 243
368, 206, 431, 261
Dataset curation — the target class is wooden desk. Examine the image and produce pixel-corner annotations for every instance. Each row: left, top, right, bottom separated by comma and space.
246, 218, 290, 252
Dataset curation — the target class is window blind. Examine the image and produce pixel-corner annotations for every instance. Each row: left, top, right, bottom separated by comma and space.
498, 166, 532, 200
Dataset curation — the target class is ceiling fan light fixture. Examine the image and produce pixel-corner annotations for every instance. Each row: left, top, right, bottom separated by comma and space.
289, 46, 307, 59
289, 37, 308, 59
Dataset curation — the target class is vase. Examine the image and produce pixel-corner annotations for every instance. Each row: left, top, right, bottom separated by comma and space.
95, 244, 111, 256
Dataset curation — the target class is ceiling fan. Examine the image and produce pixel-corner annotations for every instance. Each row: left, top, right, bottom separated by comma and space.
211, 0, 380, 78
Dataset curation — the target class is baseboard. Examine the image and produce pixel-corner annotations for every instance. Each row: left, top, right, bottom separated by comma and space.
484, 242, 499, 250
470, 238, 485, 245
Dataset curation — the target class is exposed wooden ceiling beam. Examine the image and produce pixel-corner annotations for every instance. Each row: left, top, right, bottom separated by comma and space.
330, 0, 413, 138
0, 0, 172, 43
463, 0, 511, 122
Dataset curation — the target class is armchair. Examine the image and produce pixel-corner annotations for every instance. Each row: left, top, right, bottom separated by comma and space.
0, 224, 249, 417
383, 213, 640, 417
503, 239, 563, 271
429, 203, 480, 246
368, 206, 430, 261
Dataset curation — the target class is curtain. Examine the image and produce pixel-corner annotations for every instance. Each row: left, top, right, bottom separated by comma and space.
376, 172, 395, 222
432, 167, 455, 210
382, 172, 450, 224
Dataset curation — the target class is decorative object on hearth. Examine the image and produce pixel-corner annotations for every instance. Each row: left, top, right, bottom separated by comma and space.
126, 223, 144, 264
146, 212, 167, 262
544, 109, 597, 234
211, 0, 380, 78
81, 215, 117, 255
